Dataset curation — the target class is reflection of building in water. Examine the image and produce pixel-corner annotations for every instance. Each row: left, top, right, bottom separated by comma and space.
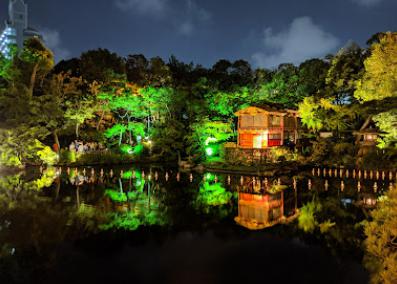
235, 188, 299, 230
355, 193, 377, 209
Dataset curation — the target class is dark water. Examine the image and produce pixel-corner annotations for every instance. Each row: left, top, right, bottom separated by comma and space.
0, 165, 391, 284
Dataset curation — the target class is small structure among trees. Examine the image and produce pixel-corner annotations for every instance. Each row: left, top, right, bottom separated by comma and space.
354, 118, 381, 163
354, 124, 379, 148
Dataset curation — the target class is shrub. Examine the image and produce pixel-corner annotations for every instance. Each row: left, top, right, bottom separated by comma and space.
76, 151, 131, 165
36, 146, 58, 165
26, 140, 58, 165
0, 151, 22, 167
59, 149, 76, 164
269, 147, 298, 163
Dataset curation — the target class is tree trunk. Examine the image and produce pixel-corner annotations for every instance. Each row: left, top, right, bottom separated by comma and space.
177, 151, 181, 164
119, 179, 123, 192
96, 110, 105, 130
355, 116, 372, 144
128, 116, 132, 144
76, 123, 80, 139
53, 130, 60, 150
29, 63, 39, 96
119, 131, 123, 146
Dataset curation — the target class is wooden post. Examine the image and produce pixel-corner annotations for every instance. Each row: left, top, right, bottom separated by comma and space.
280, 115, 285, 146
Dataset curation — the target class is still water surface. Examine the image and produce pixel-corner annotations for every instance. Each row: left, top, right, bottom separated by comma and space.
0, 165, 390, 284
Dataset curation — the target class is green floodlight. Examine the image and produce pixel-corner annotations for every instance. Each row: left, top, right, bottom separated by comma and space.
205, 146, 215, 156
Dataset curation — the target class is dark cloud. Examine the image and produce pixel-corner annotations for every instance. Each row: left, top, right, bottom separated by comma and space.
41, 28, 71, 62
352, 0, 384, 7
114, 0, 168, 15
177, 0, 212, 36
252, 17, 340, 68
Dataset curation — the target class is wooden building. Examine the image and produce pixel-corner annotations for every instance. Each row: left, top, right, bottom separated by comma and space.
353, 117, 380, 147
235, 106, 300, 149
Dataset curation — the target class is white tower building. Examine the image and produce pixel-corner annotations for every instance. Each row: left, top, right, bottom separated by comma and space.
0, 0, 42, 58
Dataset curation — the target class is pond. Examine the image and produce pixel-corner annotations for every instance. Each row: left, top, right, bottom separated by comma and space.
0, 165, 393, 284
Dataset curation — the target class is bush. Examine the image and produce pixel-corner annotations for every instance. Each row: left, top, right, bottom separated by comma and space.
332, 142, 355, 166
26, 140, 58, 165
309, 139, 331, 163
76, 151, 131, 165
59, 149, 76, 164
269, 147, 298, 163
0, 151, 22, 167
36, 146, 58, 165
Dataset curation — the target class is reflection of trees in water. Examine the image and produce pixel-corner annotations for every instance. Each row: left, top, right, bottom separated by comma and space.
1, 167, 394, 282
297, 190, 368, 259
90, 170, 169, 231
193, 173, 233, 219
364, 188, 397, 284
0, 170, 76, 283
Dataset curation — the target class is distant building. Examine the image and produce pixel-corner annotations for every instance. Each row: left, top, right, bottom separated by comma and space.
353, 118, 380, 162
0, 0, 42, 58
234, 105, 301, 149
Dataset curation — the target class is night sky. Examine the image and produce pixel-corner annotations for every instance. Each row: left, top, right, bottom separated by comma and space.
1, 0, 396, 67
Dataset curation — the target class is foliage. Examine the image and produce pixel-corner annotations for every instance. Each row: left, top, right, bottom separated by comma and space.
0, 130, 22, 167
364, 188, 397, 284
187, 118, 234, 159
308, 139, 356, 166
1, 29, 395, 167
298, 200, 321, 233
99, 212, 141, 231
325, 42, 364, 105
105, 189, 127, 203
267, 183, 288, 194
0, 129, 58, 166
196, 174, 232, 207
32, 168, 58, 190
373, 110, 397, 149
268, 147, 298, 162
299, 97, 323, 131
75, 151, 129, 165
355, 32, 397, 102
59, 149, 76, 164
104, 124, 127, 146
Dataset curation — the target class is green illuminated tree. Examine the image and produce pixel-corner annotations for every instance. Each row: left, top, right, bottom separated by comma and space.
99, 82, 148, 147
63, 76, 97, 138
186, 118, 234, 159
205, 87, 251, 119
104, 124, 127, 146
